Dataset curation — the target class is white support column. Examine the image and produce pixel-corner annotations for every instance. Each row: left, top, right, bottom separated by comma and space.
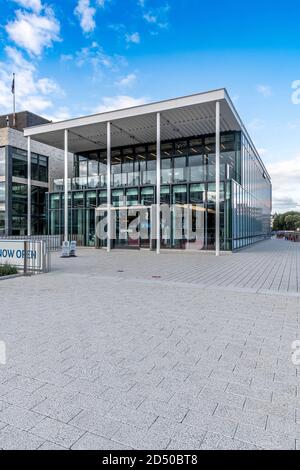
215, 101, 220, 256
107, 121, 111, 253
27, 136, 31, 237
64, 129, 69, 242
156, 112, 161, 254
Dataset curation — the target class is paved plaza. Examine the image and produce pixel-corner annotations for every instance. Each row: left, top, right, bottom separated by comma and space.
0, 239, 299, 450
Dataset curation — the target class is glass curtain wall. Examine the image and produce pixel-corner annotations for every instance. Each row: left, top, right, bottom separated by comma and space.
12, 183, 47, 235
49, 131, 251, 249
11, 148, 48, 182
0, 147, 6, 234
231, 134, 271, 249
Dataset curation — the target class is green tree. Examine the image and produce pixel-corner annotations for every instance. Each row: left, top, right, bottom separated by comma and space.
272, 211, 300, 231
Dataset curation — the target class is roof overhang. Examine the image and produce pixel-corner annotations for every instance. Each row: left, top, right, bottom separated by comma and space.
24, 89, 240, 150
23, 88, 269, 179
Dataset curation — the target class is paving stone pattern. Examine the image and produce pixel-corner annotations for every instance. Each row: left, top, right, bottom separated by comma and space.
0, 239, 299, 449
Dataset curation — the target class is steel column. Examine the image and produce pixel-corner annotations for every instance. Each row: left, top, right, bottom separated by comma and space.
107, 121, 111, 252
156, 112, 161, 254
215, 101, 220, 256
64, 129, 69, 241
27, 136, 31, 236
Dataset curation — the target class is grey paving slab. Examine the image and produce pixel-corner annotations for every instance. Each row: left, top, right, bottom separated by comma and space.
30, 417, 85, 448
38, 440, 66, 450
0, 239, 299, 449
31, 396, 83, 423
71, 432, 132, 450
69, 409, 122, 439
0, 404, 45, 431
0, 425, 44, 450
235, 423, 296, 450
111, 423, 171, 450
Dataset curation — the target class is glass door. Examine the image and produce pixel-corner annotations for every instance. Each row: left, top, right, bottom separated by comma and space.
140, 187, 154, 248
172, 185, 187, 249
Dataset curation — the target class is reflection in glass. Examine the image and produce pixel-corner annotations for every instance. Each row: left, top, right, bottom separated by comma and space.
173, 157, 186, 183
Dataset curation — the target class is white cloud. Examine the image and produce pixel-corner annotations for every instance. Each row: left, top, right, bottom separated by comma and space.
74, 0, 107, 34
125, 32, 140, 44
75, 42, 119, 71
36, 77, 63, 95
257, 84, 272, 97
12, 0, 42, 12
257, 148, 267, 156
115, 73, 137, 87
141, 4, 170, 29
94, 95, 149, 113
43, 107, 72, 122
272, 196, 300, 212
21, 95, 52, 112
268, 155, 300, 213
0, 46, 63, 114
75, 0, 96, 33
247, 118, 266, 131
143, 13, 157, 24
60, 54, 73, 62
6, 8, 60, 56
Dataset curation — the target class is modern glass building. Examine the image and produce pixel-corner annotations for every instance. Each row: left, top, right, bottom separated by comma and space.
24, 89, 272, 253
0, 112, 50, 236
0, 111, 66, 237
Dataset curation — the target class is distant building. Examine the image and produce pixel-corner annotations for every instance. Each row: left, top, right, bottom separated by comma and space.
0, 111, 67, 236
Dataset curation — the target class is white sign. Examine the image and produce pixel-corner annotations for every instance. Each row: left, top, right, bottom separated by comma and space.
70, 241, 77, 257
61, 241, 70, 257
0, 240, 43, 270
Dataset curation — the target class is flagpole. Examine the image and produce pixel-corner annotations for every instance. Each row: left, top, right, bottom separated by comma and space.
12, 73, 16, 127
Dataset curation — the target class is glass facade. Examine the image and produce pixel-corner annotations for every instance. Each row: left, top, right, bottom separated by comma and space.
0, 147, 6, 235
0, 146, 49, 236
11, 147, 48, 182
11, 183, 47, 235
48, 130, 271, 250
231, 134, 272, 249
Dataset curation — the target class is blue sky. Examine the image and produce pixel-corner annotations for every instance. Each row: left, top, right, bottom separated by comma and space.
0, 0, 300, 212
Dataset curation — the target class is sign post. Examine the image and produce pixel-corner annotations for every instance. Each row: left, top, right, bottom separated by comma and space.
70, 241, 77, 257
61, 240, 70, 258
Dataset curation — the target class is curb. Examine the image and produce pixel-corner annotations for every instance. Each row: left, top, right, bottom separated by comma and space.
0, 273, 23, 281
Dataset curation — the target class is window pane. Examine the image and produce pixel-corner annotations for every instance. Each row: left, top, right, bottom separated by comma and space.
0, 148, 5, 177
174, 141, 187, 156
12, 148, 27, 178
161, 158, 172, 184
141, 187, 154, 206
190, 183, 205, 204
172, 185, 187, 204
189, 154, 205, 181
112, 189, 124, 207
0, 182, 5, 203
173, 157, 186, 183
126, 188, 139, 206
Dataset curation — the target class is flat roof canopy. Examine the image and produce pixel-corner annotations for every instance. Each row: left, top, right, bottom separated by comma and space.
24, 89, 243, 150
24, 88, 268, 176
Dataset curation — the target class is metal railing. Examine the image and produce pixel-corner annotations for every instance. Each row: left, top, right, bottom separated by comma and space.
24, 240, 51, 274
0, 239, 50, 275
0, 235, 61, 252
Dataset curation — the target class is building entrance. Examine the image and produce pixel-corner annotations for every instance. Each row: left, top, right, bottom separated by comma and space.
95, 205, 152, 250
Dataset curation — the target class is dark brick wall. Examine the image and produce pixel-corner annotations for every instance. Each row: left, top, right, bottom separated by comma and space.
0, 111, 50, 131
